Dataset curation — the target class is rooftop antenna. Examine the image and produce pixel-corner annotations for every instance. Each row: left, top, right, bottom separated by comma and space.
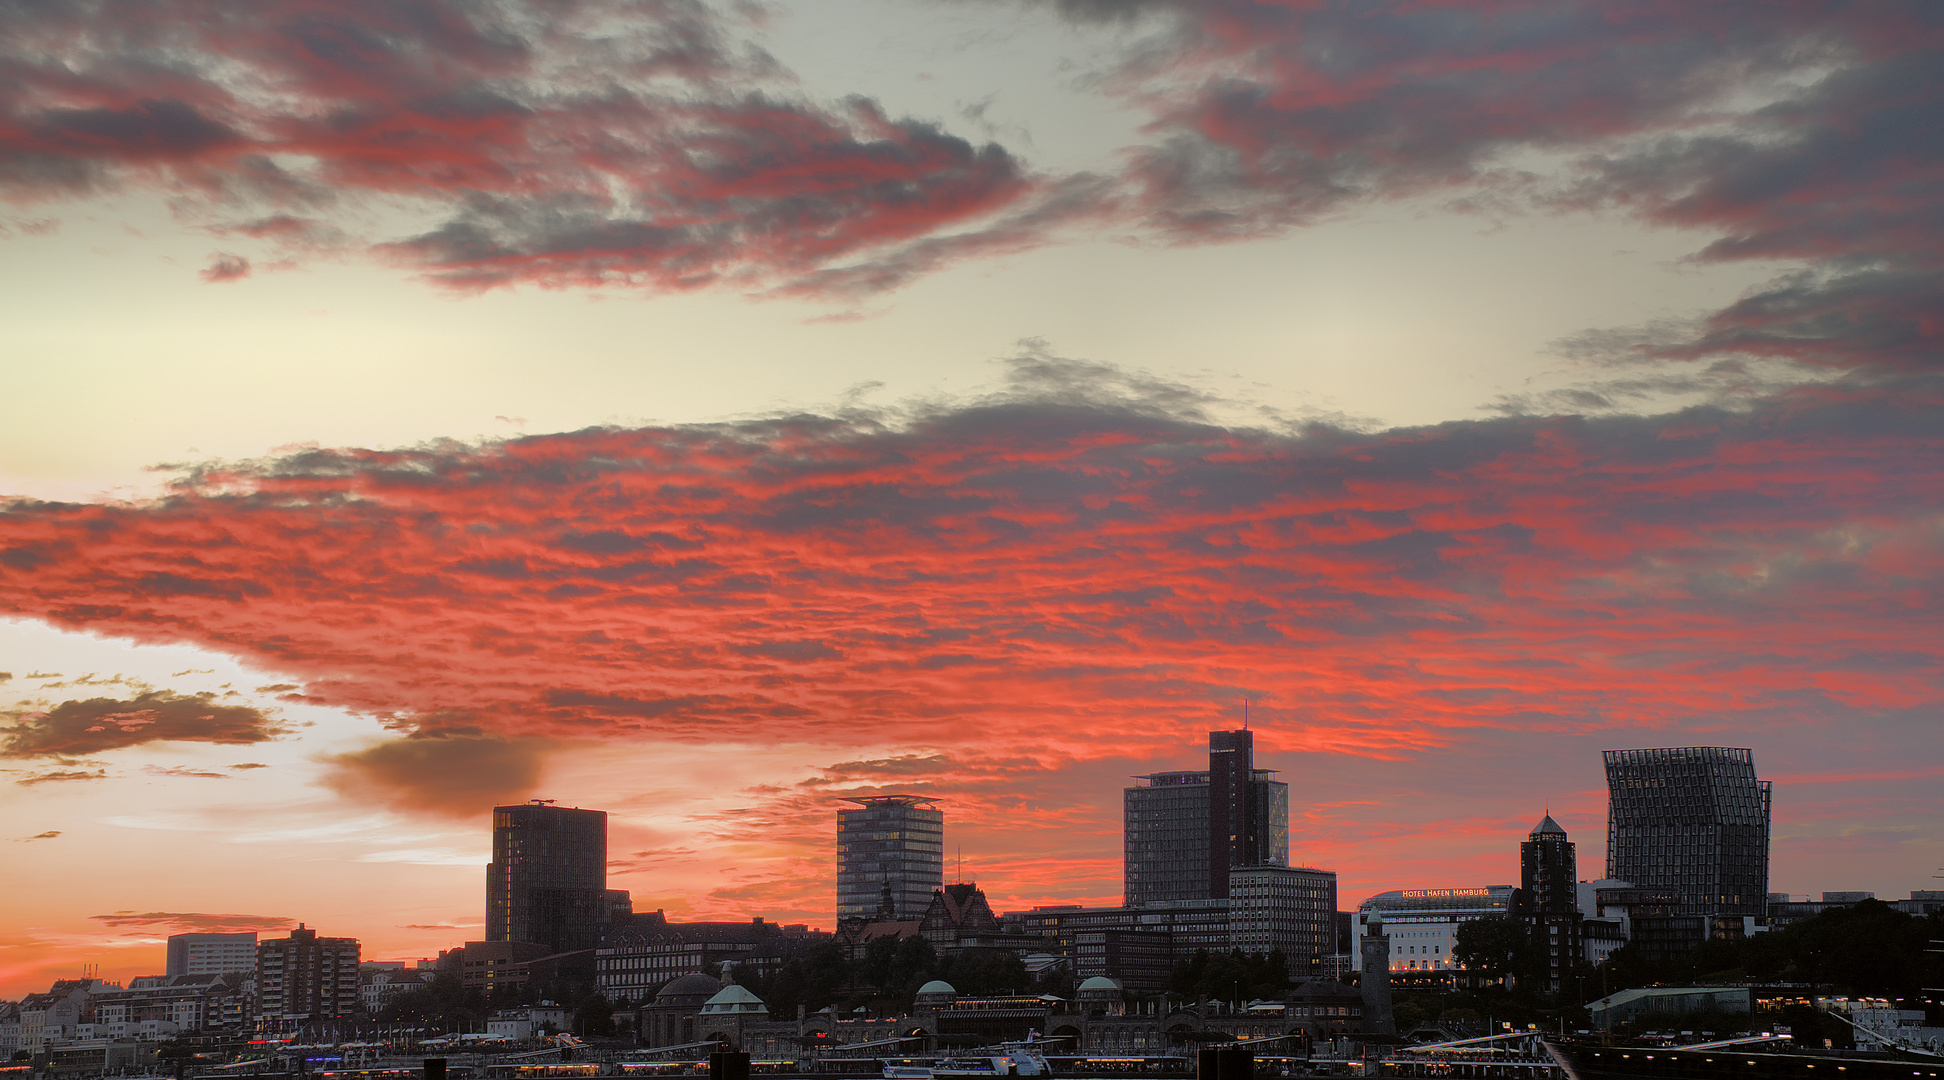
1243, 697, 1249, 730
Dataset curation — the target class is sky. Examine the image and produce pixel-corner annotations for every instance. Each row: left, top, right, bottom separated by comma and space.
2, 0, 1942, 999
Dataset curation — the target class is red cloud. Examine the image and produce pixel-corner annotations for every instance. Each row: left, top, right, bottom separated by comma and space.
1, 363, 1939, 818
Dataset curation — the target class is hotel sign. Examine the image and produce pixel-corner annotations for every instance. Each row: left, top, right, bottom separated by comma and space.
1399, 889, 1490, 899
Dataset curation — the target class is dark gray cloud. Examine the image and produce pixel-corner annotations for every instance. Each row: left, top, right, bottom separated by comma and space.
89, 911, 293, 933
0, 691, 286, 758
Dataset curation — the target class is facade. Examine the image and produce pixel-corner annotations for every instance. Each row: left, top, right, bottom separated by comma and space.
1124, 730, 1289, 907
1589, 886, 1705, 963
1514, 815, 1583, 994
254, 925, 359, 1028
918, 882, 1000, 948
487, 801, 615, 953
166, 933, 258, 977
596, 917, 828, 1002
835, 795, 944, 921
1228, 865, 1337, 963
1603, 746, 1772, 919
1354, 887, 1514, 972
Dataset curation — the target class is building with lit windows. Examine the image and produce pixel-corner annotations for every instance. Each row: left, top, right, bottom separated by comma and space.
1353, 886, 1515, 972
1604, 747, 1771, 920
836, 795, 944, 921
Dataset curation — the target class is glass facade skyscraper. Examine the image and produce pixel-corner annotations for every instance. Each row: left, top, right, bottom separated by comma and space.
836, 795, 944, 921
1604, 746, 1772, 919
487, 802, 611, 953
1124, 729, 1289, 906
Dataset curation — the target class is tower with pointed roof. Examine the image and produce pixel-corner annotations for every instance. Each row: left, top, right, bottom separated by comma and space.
1516, 814, 1582, 995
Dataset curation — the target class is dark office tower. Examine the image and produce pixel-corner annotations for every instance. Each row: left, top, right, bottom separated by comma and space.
487, 801, 610, 953
1517, 815, 1583, 995
1208, 730, 1256, 900
836, 795, 944, 921
1604, 747, 1772, 919
1125, 729, 1289, 906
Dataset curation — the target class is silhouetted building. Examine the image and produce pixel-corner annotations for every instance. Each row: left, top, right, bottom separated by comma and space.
1513, 815, 1583, 995
920, 882, 1000, 947
1358, 914, 1395, 1036
166, 933, 257, 977
1604, 747, 1771, 919
487, 801, 613, 953
1124, 729, 1288, 906
254, 925, 358, 1028
836, 795, 944, 921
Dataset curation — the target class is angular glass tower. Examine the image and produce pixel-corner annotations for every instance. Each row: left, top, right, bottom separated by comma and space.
487, 801, 610, 952
836, 795, 944, 921
1604, 747, 1772, 918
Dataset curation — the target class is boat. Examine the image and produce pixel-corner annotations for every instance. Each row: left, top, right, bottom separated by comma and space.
882, 1044, 1055, 1079
1543, 1035, 1944, 1080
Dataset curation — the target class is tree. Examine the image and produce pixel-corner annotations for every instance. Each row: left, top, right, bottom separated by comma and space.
1453, 916, 1535, 986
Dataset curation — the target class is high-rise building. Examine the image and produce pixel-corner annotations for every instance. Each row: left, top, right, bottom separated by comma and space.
254, 925, 359, 1027
835, 795, 944, 921
1515, 815, 1583, 994
1604, 747, 1772, 919
166, 932, 258, 977
1124, 729, 1288, 905
487, 801, 612, 953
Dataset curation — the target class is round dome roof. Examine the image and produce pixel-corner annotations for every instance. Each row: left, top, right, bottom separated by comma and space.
700, 984, 768, 1015
656, 972, 724, 1002
915, 980, 957, 996
1077, 976, 1123, 992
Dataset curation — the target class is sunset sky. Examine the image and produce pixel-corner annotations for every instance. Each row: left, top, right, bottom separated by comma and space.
3, 0, 1942, 998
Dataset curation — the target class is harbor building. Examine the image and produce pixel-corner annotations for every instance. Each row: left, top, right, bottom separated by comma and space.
836, 795, 944, 921
1354, 886, 1515, 972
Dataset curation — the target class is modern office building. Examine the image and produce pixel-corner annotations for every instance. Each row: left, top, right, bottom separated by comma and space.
1354, 886, 1515, 972
1603, 747, 1772, 919
1514, 815, 1583, 994
1229, 865, 1338, 963
836, 795, 944, 921
166, 933, 258, 977
254, 925, 359, 1027
487, 801, 614, 953
1124, 729, 1288, 905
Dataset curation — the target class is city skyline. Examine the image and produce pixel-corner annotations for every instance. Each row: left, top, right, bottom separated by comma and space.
5, 0, 1943, 999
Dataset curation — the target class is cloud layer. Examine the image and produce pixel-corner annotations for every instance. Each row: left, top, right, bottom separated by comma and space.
2, 362, 1938, 812
3, 0, 1940, 317
0, 0, 1049, 295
